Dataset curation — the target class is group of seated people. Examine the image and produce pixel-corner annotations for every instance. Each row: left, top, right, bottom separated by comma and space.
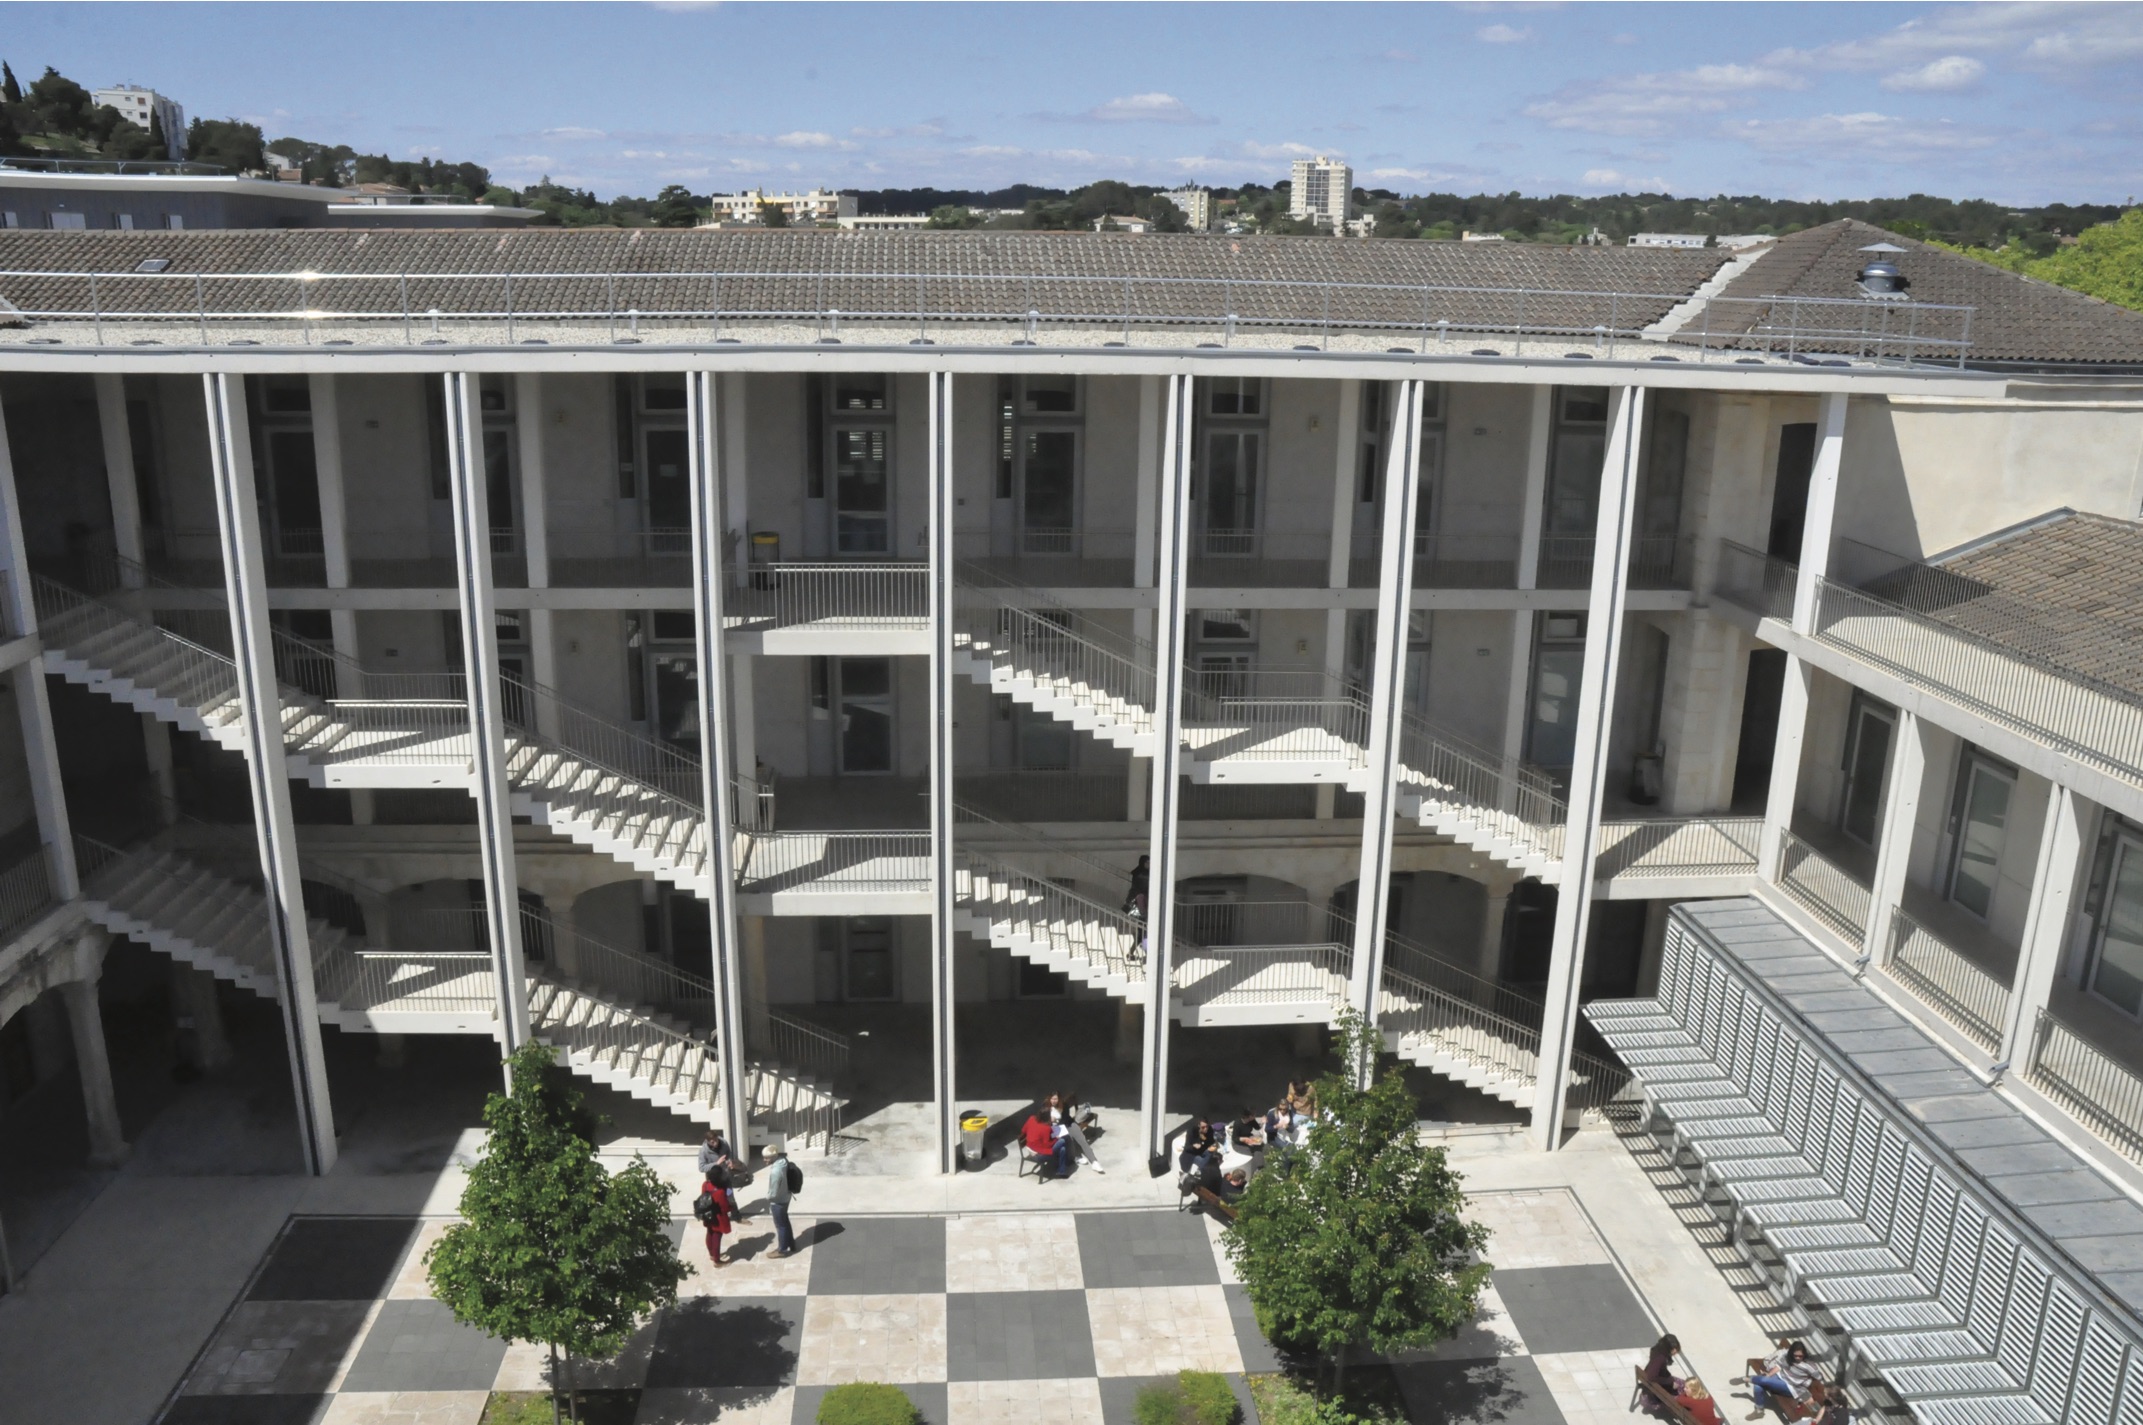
1019, 1092, 1104, 1180
1641, 1335, 1839, 1425
1177, 1080, 1320, 1204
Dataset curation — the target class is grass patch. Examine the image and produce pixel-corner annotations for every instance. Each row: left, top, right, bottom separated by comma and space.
1135, 1368, 1242, 1424
1248, 1369, 1408, 1424
816, 1381, 922, 1424
480, 1389, 641, 1425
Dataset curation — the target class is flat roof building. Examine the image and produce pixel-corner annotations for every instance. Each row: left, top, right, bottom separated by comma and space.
1289, 156, 1351, 229
3, 224, 2143, 1422
89, 85, 185, 159
705, 188, 858, 227
1163, 186, 1212, 232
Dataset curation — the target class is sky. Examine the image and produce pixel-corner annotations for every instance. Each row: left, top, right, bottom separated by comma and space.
6, 1, 2142, 206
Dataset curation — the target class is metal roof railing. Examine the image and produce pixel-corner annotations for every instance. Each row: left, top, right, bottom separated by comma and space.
0, 265, 1976, 365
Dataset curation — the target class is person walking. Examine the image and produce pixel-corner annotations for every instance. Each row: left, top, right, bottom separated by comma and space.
764, 1143, 799, 1258
695, 1167, 737, 1267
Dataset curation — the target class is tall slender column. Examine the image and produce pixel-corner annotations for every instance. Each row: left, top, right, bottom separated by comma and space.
1129, 376, 1162, 820
1321, 382, 1363, 822
514, 373, 561, 742
722, 373, 750, 587
1477, 883, 1512, 986
1346, 380, 1427, 1024
1530, 387, 1647, 1151
0, 401, 80, 901
1790, 393, 1848, 635
1863, 710, 1928, 960
927, 371, 960, 1173
1999, 784, 2093, 1071
443, 373, 531, 1058
1501, 386, 1554, 798
1756, 658, 1813, 881
203, 372, 336, 1173
142, 713, 179, 826
94, 374, 145, 576
61, 936, 127, 1167
307, 373, 372, 822
686, 370, 751, 1142
1139, 373, 1194, 1169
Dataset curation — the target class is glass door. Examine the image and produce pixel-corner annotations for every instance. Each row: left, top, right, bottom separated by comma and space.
643, 425, 690, 550
1839, 699, 1896, 846
843, 918, 897, 1000
1018, 428, 1078, 554
1948, 755, 2015, 920
482, 427, 517, 554
652, 651, 700, 751
837, 658, 894, 773
2089, 829, 2143, 1017
264, 428, 323, 557
834, 428, 890, 554
1202, 430, 1261, 556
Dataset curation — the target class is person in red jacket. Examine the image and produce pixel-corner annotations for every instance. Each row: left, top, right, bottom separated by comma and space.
1022, 1112, 1071, 1181
696, 1167, 737, 1265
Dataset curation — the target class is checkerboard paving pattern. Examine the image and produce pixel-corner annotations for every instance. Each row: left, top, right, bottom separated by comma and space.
161, 1188, 1672, 1424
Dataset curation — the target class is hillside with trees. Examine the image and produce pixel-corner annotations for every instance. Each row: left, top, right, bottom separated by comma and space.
0, 62, 177, 162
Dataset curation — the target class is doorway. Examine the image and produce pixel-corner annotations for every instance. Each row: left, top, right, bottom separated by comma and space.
1839, 697, 1897, 846
1947, 753, 2016, 921
2088, 825, 2143, 1017
836, 658, 895, 774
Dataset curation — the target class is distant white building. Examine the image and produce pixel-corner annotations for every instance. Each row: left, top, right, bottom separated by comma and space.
838, 214, 930, 231
1288, 156, 1352, 228
1093, 214, 1153, 234
1629, 233, 1710, 249
705, 188, 857, 226
91, 85, 185, 159
1162, 186, 1212, 232
1461, 230, 1507, 243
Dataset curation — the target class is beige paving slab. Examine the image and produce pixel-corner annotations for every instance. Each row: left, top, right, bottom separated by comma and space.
386, 1220, 455, 1300
317, 1390, 489, 1425
1085, 1285, 1244, 1377
945, 1211, 1085, 1292
493, 1320, 658, 1391
1468, 1187, 1615, 1269
678, 1216, 815, 1296
949, 1376, 1105, 1423
794, 1294, 949, 1385
1533, 1348, 1655, 1425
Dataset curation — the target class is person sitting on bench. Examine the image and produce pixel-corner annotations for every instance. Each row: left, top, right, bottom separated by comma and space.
1747, 1341, 1822, 1421
1640, 1335, 1684, 1418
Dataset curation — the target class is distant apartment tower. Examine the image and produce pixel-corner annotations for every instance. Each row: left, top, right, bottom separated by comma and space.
91, 85, 185, 159
1288, 156, 1351, 228
1162, 185, 1212, 231
705, 188, 858, 227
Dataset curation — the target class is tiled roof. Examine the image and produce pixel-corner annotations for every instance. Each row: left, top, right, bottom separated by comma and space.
1705, 219, 2143, 368
1861, 511, 2143, 697
0, 228, 1729, 335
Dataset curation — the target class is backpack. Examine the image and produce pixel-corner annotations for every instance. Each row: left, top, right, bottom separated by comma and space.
692, 1189, 718, 1225
785, 1161, 804, 1195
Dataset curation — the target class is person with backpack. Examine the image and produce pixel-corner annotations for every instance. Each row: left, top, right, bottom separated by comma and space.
694, 1165, 737, 1267
765, 1144, 800, 1257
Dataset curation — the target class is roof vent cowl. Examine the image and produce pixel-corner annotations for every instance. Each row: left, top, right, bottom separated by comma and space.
1855, 242, 1911, 300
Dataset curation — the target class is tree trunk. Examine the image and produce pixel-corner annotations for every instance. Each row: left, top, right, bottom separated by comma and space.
1333, 1341, 1348, 1396
548, 1342, 562, 1425
565, 1348, 579, 1424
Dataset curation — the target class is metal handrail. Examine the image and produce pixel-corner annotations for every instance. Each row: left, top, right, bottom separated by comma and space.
0, 844, 60, 945
954, 850, 1149, 985
1776, 829, 1873, 948
1713, 539, 1798, 621
0, 264, 1976, 365
2026, 1009, 2143, 1165
1882, 905, 2009, 1053
730, 561, 929, 629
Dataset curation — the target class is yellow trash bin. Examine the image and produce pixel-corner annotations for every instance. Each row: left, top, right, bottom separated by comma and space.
960, 1111, 990, 1167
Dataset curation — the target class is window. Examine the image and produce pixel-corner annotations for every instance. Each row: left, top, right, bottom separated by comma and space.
2, 213, 17, 229
641, 373, 687, 411
1838, 696, 1896, 847
833, 375, 889, 411
833, 428, 890, 554
1196, 609, 1255, 643
1023, 375, 1077, 414
2088, 822, 2143, 1017
995, 376, 1016, 499
115, 213, 135, 230
164, 214, 183, 231
479, 375, 511, 414
1018, 429, 1078, 553
1202, 430, 1261, 555
841, 918, 897, 1000
1947, 752, 2016, 921
258, 375, 311, 415
643, 425, 689, 534
1208, 377, 1262, 417
1639, 407, 1689, 538
1546, 387, 1609, 535
1768, 423, 1818, 561
1358, 381, 1386, 503
1525, 612, 1587, 772
48, 211, 86, 230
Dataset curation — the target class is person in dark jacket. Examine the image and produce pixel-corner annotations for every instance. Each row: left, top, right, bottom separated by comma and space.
1641, 1334, 1684, 1417
1178, 1116, 1223, 1179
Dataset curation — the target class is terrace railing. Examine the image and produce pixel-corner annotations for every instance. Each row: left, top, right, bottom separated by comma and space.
1881, 906, 2010, 1054
729, 561, 929, 630
1776, 829, 1873, 947
2026, 1010, 2143, 1165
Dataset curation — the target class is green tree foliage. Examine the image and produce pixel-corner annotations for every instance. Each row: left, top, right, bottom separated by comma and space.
757, 199, 790, 228
1, 62, 22, 106
926, 204, 982, 229
185, 118, 268, 174
815, 1381, 920, 1424
1224, 1012, 1492, 1392
1940, 210, 2143, 313
648, 184, 703, 228
426, 1042, 689, 1425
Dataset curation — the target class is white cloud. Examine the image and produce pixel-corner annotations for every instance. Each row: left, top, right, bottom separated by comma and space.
542, 127, 607, 140
1579, 167, 1672, 190
1724, 111, 2001, 157
1238, 140, 1324, 160
1882, 54, 1987, 90
773, 131, 857, 150
1085, 92, 1210, 124
1526, 63, 1806, 136
1476, 24, 1532, 43
962, 145, 1024, 158
1770, 2, 2143, 73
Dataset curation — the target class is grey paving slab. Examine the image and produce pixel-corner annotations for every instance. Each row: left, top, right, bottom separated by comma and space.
803, 1216, 947, 1295
1923, 1117, 2055, 1152
1827, 1029, 1938, 1055
2018, 1202, 2143, 1240
1096, 1374, 1254, 1425
1391, 1356, 1570, 1425
1488, 1266, 1657, 1355
1955, 1142, 2097, 1177
1853, 1049, 1967, 1077
1990, 1172, 2125, 1207
336, 1299, 507, 1393
1074, 1209, 1222, 1289
1902, 1093, 2015, 1125
792, 1382, 947, 1424
2094, 1272, 2143, 1316
636, 1386, 790, 1423
1224, 1283, 1284, 1374
244, 1218, 421, 1303
946, 1290, 1096, 1381
2050, 1234, 2143, 1275
646, 1296, 806, 1390
182, 1301, 374, 1396
161, 1398, 331, 1425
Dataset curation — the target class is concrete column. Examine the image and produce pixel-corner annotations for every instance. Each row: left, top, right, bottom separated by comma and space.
1757, 656, 1814, 883
1126, 757, 1150, 825
1477, 883, 1512, 986
443, 374, 532, 1059
1863, 710, 1929, 962
1515, 386, 1552, 592
1139, 373, 1195, 1169
743, 915, 772, 1053
0, 402, 80, 900
1128, 376, 1162, 820
721, 373, 750, 587
1321, 382, 1363, 824
549, 897, 581, 979
686, 369, 751, 1142
1114, 1000, 1141, 1065
204, 373, 336, 1174
1530, 387, 1647, 1152
729, 655, 757, 790
926, 370, 960, 1173
1499, 610, 1535, 810
1999, 784, 2093, 1072
173, 963, 234, 1072
1346, 381, 1428, 1025
306, 373, 372, 822
94, 373, 145, 575
515, 374, 561, 743
61, 964, 127, 1167
141, 712, 179, 826
1635, 898, 1671, 997
1790, 393, 1848, 635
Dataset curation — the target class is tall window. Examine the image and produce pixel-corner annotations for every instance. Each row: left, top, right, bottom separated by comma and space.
2087, 820, 2143, 1017
248, 376, 321, 558
1525, 612, 1587, 773
1838, 696, 1896, 847
824, 375, 894, 555
996, 376, 1082, 553
1545, 387, 1610, 536
1946, 751, 2016, 921
836, 657, 895, 773
1198, 379, 1266, 556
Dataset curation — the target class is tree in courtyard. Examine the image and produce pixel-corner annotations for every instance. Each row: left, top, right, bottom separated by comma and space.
426, 1041, 691, 1425
1223, 1011, 1492, 1395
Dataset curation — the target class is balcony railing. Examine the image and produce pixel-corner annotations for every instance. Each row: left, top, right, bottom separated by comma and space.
734, 831, 931, 895
0, 265, 1975, 364
1881, 905, 2010, 1053
1713, 540, 1797, 622
2026, 1009, 2143, 1164
0, 844, 60, 946
1536, 533, 1692, 590
1594, 816, 1762, 881
728, 561, 929, 630
1777, 829, 1872, 947
1181, 943, 1351, 1009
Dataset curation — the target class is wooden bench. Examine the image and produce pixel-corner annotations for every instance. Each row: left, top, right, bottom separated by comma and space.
1190, 1185, 1239, 1223
1634, 1370, 1702, 1425
1743, 1351, 1829, 1423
